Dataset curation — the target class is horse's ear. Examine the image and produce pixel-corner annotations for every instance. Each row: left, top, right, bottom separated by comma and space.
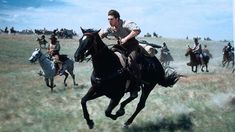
94, 29, 101, 35
80, 27, 85, 34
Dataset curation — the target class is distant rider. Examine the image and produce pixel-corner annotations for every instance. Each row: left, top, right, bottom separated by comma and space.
192, 38, 204, 65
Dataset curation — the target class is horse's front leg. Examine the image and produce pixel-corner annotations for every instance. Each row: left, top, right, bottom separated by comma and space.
205, 64, 209, 72
49, 78, 56, 92
201, 65, 204, 72
192, 66, 196, 73
81, 87, 103, 129
45, 78, 50, 87
105, 98, 121, 120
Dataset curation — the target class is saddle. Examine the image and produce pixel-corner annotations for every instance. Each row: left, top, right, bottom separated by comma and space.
112, 44, 154, 92
54, 54, 69, 75
59, 54, 69, 62
112, 44, 153, 67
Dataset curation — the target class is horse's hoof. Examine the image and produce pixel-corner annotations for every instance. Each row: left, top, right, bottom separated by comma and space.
64, 83, 67, 87
123, 122, 131, 128
122, 124, 129, 129
87, 120, 94, 129
74, 83, 78, 86
206, 70, 209, 72
53, 85, 56, 87
110, 115, 117, 120
116, 108, 125, 117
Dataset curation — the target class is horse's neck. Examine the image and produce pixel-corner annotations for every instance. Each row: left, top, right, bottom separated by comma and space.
90, 36, 108, 59
38, 53, 55, 74
190, 52, 197, 60
91, 39, 121, 77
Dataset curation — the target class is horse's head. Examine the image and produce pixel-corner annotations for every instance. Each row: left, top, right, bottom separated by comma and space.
185, 45, 193, 56
74, 27, 101, 62
28, 48, 42, 63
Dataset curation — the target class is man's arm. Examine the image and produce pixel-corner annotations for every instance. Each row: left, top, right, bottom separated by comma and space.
99, 28, 110, 39
120, 30, 140, 44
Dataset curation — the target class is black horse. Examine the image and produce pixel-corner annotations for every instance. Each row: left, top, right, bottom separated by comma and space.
185, 47, 210, 73
74, 28, 179, 129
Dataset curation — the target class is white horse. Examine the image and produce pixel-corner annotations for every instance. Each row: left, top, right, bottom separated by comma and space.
29, 48, 78, 92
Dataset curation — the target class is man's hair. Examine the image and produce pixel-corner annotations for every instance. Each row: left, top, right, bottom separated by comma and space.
108, 9, 120, 19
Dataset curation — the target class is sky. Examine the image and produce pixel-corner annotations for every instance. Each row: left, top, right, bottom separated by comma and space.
0, 0, 234, 40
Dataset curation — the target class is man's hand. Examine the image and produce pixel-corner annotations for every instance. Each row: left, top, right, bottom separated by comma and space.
120, 37, 128, 44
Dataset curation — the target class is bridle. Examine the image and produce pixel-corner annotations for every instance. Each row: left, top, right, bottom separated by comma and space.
82, 33, 107, 58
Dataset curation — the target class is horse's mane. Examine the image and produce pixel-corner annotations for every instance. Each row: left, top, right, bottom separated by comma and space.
83, 28, 99, 33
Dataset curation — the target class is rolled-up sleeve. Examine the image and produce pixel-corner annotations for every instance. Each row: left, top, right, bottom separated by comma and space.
124, 21, 141, 32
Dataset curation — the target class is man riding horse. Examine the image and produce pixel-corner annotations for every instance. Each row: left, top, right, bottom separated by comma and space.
37, 34, 48, 48
160, 42, 174, 66
222, 42, 234, 67
223, 42, 234, 57
47, 34, 64, 75
188, 38, 204, 66
99, 9, 148, 95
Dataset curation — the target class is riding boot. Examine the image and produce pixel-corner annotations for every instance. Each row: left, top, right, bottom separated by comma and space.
127, 63, 142, 93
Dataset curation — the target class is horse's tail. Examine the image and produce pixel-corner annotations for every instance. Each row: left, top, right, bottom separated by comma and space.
158, 71, 179, 87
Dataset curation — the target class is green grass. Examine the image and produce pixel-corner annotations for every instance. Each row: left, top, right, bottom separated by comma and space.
0, 34, 234, 132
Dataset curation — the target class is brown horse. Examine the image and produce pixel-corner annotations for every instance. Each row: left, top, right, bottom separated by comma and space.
185, 47, 210, 73
36, 37, 47, 49
222, 46, 234, 68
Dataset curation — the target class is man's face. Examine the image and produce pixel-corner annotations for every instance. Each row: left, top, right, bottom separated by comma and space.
108, 15, 118, 27
51, 38, 56, 44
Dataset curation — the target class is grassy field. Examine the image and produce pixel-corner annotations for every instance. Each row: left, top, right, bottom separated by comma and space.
0, 34, 234, 132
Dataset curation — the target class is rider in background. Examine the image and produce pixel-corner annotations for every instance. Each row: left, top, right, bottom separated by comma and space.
161, 42, 170, 53
223, 42, 234, 55
40, 34, 48, 48
41, 34, 47, 43
47, 34, 62, 75
223, 42, 234, 59
225, 42, 233, 52
202, 44, 212, 58
192, 38, 204, 65
99, 9, 142, 94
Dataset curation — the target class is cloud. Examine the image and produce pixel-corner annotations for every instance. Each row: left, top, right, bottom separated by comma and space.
0, 0, 233, 40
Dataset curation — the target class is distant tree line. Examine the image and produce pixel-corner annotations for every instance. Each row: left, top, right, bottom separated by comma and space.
0, 26, 77, 39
